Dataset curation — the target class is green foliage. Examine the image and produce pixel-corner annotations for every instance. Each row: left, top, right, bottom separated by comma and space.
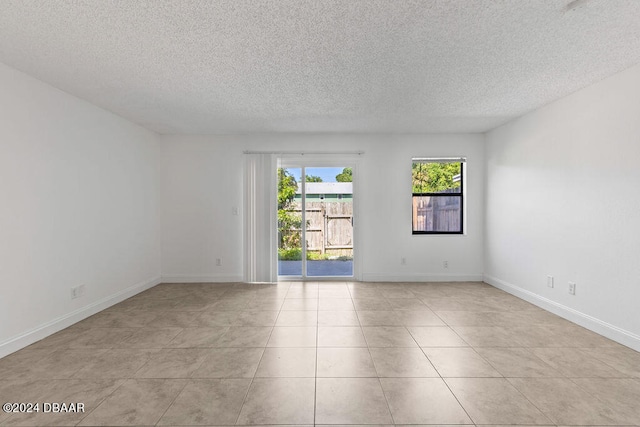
277, 208, 302, 246
412, 162, 461, 193
278, 249, 353, 261
305, 175, 323, 182
278, 247, 302, 260
277, 168, 302, 250
335, 167, 352, 182
306, 252, 353, 261
277, 168, 298, 210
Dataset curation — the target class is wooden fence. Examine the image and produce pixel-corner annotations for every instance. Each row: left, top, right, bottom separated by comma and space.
288, 201, 353, 256
282, 196, 459, 246
412, 195, 461, 232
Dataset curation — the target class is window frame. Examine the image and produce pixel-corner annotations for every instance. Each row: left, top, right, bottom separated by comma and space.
411, 158, 465, 235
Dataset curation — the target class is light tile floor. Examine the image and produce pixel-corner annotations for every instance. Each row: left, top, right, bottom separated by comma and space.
1, 281, 640, 426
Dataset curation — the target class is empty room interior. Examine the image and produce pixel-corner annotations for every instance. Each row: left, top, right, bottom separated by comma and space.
1, 1, 640, 426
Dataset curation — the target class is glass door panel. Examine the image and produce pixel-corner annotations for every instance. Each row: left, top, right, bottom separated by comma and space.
277, 167, 303, 277
305, 167, 353, 277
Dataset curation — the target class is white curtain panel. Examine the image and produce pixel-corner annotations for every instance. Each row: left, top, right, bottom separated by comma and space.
244, 153, 277, 283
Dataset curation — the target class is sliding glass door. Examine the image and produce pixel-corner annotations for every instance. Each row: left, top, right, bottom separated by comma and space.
277, 167, 303, 276
277, 164, 354, 279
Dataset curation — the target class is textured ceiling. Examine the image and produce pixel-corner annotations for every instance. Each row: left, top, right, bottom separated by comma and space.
1, 0, 639, 134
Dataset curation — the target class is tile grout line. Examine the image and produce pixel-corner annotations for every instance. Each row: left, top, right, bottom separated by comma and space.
358, 291, 398, 425
69, 377, 128, 426
502, 376, 556, 425
231, 285, 285, 426
153, 377, 190, 426
400, 290, 477, 426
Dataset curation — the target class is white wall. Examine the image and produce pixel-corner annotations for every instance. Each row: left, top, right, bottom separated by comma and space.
161, 134, 484, 283
484, 64, 640, 351
0, 63, 161, 357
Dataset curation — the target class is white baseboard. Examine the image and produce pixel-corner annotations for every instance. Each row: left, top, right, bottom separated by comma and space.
161, 275, 244, 283
484, 274, 640, 352
362, 273, 484, 282
0, 276, 161, 359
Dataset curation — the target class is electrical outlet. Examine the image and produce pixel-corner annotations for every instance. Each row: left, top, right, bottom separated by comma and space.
216, 258, 222, 266
547, 276, 554, 288
70, 285, 84, 299
400, 257, 406, 265
232, 207, 239, 216
569, 282, 576, 295
443, 260, 449, 269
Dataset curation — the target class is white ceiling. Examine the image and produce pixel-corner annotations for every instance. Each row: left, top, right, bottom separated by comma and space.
1, 0, 639, 134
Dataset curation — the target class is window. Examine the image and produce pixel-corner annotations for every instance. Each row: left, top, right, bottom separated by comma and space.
412, 157, 465, 234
